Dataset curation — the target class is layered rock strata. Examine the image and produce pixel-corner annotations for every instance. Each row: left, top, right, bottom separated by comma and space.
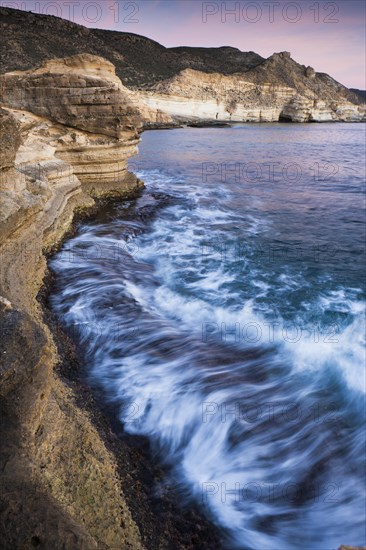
0, 18, 365, 548
138, 64, 366, 124
0, 55, 145, 549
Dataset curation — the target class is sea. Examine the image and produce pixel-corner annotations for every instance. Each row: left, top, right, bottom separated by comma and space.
49, 123, 366, 549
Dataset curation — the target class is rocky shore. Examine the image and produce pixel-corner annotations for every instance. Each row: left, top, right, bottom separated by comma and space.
0, 53, 223, 548
0, 7, 365, 548
0, 53, 141, 548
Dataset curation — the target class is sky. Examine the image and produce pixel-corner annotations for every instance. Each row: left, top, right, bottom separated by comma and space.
2, 0, 365, 89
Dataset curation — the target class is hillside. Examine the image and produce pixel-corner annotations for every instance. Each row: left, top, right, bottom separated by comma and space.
0, 6, 264, 88
0, 5, 362, 109
350, 88, 366, 101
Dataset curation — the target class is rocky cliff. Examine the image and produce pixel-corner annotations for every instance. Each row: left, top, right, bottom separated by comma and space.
138, 52, 365, 123
0, 53, 145, 549
0, 6, 365, 549
0, 54, 145, 239
1, 7, 365, 125
0, 50, 222, 548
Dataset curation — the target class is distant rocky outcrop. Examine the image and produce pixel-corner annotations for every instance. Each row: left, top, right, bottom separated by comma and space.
137, 57, 365, 123
1, 6, 364, 125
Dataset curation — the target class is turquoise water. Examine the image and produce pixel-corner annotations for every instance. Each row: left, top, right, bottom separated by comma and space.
50, 124, 366, 549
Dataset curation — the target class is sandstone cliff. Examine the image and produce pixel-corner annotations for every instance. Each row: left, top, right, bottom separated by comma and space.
0, 52, 221, 549
0, 54, 145, 241
0, 54, 145, 549
1, 7, 364, 125
0, 7, 365, 548
138, 54, 365, 123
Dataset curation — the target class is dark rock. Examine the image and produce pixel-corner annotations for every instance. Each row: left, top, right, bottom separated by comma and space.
0, 108, 21, 171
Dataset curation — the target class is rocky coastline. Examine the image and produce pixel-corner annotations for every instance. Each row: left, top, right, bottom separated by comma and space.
0, 53, 220, 548
0, 54, 140, 547
1, 7, 365, 126
1, 7, 365, 549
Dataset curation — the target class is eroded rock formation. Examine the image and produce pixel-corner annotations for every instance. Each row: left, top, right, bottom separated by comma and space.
0, 52, 222, 549
0, 54, 142, 138
1, 7, 364, 125
137, 60, 365, 124
1, 7, 365, 548
0, 54, 144, 549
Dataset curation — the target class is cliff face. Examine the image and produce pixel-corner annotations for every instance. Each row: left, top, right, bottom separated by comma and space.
0, 54, 144, 549
0, 53, 221, 549
0, 54, 141, 138
0, 7, 365, 549
138, 55, 365, 124
0, 54, 145, 239
1, 7, 364, 125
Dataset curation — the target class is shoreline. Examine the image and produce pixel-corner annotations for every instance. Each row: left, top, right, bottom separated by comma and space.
0, 49, 363, 544
39, 192, 225, 549
0, 50, 226, 546
1, 120, 363, 547
0, 151, 223, 547
143, 119, 366, 131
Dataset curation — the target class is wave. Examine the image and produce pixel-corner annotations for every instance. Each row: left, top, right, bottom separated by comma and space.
50, 158, 366, 548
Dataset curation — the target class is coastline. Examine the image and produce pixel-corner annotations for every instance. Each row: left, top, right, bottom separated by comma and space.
0, 16, 364, 543
40, 194, 224, 550
1, 113, 364, 548
0, 166, 139, 548
0, 50, 223, 547
40, 133, 366, 548
0, 170, 223, 547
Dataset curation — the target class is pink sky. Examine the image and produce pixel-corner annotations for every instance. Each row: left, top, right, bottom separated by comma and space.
3, 0, 365, 89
